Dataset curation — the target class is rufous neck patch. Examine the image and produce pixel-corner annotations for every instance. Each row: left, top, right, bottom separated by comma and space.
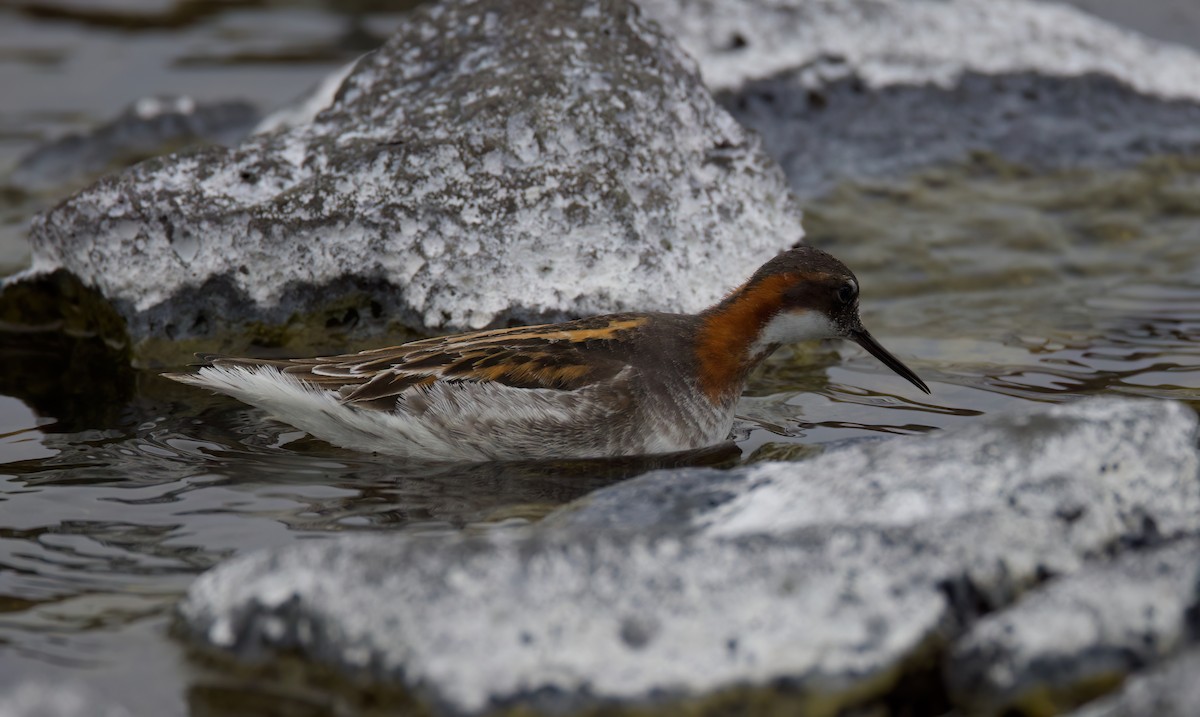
694, 274, 793, 401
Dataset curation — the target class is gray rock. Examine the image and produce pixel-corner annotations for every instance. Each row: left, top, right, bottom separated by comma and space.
0, 683, 132, 717
177, 398, 1200, 714
726, 71, 1200, 198
556, 398, 1200, 543
641, 0, 1200, 196
641, 0, 1200, 96
1068, 648, 1200, 717
8, 96, 259, 194
23, 0, 802, 346
947, 537, 1200, 715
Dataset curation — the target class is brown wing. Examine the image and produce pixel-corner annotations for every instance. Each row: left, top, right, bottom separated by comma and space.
202, 315, 648, 411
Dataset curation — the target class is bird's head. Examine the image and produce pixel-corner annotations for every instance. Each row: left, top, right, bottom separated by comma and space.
698, 246, 930, 397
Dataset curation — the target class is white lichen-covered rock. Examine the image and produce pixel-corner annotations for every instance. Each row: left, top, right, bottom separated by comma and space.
25, 0, 801, 343
177, 398, 1200, 714
641, 0, 1200, 196
639, 0, 1200, 97
946, 537, 1200, 715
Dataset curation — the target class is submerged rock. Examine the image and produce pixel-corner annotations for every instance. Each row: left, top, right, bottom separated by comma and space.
177, 398, 1200, 714
641, 0, 1200, 196
23, 0, 801, 354
8, 96, 259, 194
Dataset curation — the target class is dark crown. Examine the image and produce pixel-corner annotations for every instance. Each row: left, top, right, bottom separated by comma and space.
746, 245, 857, 286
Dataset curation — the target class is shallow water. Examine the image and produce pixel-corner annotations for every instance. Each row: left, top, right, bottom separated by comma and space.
3, 3, 1200, 715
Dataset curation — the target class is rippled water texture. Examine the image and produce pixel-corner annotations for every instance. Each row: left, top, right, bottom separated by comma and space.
3, 3, 1200, 715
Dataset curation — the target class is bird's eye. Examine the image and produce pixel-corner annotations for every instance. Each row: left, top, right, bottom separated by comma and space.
837, 281, 858, 304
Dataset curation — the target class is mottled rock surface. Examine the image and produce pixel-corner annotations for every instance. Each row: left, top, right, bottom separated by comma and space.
24, 0, 801, 347
641, 0, 1200, 196
1068, 648, 1200, 717
177, 398, 1200, 715
947, 537, 1200, 714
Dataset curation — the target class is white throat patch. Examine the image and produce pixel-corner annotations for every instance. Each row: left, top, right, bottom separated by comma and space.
751, 310, 840, 355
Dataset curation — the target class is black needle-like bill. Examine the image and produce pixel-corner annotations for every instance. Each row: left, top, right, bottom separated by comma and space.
849, 329, 931, 395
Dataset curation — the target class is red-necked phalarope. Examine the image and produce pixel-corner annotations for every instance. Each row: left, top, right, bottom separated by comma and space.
167, 246, 929, 461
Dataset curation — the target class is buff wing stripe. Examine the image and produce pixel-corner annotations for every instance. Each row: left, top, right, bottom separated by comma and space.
193, 315, 647, 411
